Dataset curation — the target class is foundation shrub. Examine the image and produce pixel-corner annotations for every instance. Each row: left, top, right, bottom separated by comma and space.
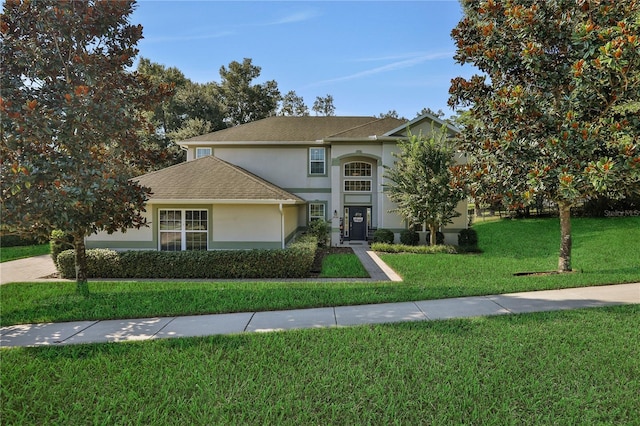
426, 231, 445, 245
373, 229, 395, 244
50, 230, 74, 264
57, 249, 122, 278
56, 236, 317, 279
458, 228, 480, 252
400, 230, 419, 246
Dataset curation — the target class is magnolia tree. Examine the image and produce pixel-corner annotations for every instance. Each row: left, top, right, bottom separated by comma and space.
384, 130, 466, 246
449, 0, 640, 272
0, 0, 171, 293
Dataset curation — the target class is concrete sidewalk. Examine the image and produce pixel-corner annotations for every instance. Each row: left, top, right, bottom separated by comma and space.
2, 283, 637, 347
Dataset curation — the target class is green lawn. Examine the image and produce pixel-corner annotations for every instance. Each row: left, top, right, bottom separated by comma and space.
0, 244, 50, 263
2, 306, 638, 424
319, 253, 369, 278
1, 217, 638, 327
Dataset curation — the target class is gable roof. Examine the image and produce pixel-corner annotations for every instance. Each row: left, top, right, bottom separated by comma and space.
135, 156, 305, 203
181, 116, 407, 143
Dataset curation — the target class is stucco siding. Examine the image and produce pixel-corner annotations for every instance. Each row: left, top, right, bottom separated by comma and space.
212, 146, 331, 191
212, 204, 282, 243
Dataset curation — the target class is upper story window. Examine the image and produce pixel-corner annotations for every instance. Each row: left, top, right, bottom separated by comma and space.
309, 148, 326, 175
344, 162, 372, 177
195, 148, 212, 159
344, 180, 372, 192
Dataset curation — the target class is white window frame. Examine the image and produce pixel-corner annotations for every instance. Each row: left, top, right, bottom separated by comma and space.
309, 203, 326, 222
344, 180, 372, 192
344, 161, 372, 177
159, 209, 208, 251
309, 147, 326, 175
195, 147, 212, 159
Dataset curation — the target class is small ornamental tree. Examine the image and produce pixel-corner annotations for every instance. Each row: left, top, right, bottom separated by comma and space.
449, 0, 640, 272
1, 0, 171, 294
384, 130, 466, 246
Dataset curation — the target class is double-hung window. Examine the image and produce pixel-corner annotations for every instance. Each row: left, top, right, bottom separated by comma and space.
159, 209, 208, 251
309, 148, 326, 175
309, 203, 326, 222
195, 148, 212, 159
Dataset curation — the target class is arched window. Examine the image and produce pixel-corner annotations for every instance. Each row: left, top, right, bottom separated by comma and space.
344, 162, 372, 177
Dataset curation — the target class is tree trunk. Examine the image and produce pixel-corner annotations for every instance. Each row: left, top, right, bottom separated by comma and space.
429, 224, 437, 246
558, 201, 572, 273
73, 234, 90, 296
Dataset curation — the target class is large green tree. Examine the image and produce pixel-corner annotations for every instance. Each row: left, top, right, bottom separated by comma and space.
279, 90, 309, 116
449, 0, 640, 272
1, 0, 170, 293
218, 58, 280, 126
384, 130, 466, 246
312, 94, 336, 116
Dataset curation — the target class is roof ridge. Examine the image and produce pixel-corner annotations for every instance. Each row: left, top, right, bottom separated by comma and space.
326, 117, 381, 138
327, 117, 406, 138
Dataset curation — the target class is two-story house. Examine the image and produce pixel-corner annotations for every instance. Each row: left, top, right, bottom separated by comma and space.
86, 112, 467, 251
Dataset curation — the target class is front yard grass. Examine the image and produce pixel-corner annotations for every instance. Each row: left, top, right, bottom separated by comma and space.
0, 244, 50, 263
319, 253, 369, 278
1, 217, 638, 326
2, 305, 638, 424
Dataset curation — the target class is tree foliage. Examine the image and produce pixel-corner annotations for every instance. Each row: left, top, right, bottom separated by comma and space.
449, 0, 640, 271
0, 0, 171, 291
312, 94, 336, 116
279, 90, 309, 116
218, 58, 280, 126
384, 130, 466, 245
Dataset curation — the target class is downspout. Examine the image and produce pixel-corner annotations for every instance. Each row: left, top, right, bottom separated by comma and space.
279, 203, 285, 249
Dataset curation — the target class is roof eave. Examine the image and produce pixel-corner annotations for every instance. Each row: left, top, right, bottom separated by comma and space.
147, 198, 306, 205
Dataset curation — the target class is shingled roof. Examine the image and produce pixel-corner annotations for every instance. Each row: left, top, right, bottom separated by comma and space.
135, 156, 305, 203
181, 116, 408, 143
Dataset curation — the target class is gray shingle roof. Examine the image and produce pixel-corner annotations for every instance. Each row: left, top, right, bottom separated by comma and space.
135, 156, 305, 202
181, 116, 407, 143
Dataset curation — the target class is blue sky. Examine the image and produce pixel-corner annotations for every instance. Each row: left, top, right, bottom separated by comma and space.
132, 1, 476, 119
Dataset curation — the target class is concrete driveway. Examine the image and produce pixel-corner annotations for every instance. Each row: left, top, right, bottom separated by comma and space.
0, 255, 58, 285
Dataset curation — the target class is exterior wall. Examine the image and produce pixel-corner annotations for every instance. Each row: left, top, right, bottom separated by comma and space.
87, 202, 305, 251
86, 208, 156, 250
195, 145, 331, 193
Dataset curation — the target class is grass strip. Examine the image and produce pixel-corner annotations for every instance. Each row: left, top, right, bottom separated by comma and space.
1, 305, 638, 424
1, 217, 638, 326
0, 244, 50, 263
319, 253, 369, 278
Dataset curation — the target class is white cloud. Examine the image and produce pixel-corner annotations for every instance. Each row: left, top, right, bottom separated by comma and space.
306, 51, 453, 87
266, 10, 321, 25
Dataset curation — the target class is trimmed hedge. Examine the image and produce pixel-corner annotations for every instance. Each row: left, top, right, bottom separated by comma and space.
372, 243, 457, 254
57, 236, 318, 279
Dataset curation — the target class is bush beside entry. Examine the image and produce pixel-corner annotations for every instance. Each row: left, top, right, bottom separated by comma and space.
373, 229, 395, 244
